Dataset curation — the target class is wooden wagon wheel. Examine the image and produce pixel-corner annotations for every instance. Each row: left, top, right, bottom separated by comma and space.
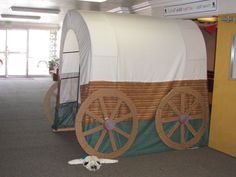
75, 89, 138, 158
155, 87, 208, 150
43, 82, 58, 124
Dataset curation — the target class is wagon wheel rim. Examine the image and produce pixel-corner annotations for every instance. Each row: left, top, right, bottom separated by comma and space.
43, 82, 58, 124
155, 87, 208, 150
76, 89, 138, 158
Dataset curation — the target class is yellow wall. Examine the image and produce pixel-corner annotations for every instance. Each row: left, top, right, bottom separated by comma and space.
209, 14, 236, 157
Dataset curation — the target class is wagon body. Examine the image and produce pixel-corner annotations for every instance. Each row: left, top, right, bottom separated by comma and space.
50, 10, 209, 158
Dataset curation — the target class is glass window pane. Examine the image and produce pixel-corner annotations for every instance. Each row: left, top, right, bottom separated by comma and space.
7, 30, 27, 52
7, 53, 27, 75
0, 30, 6, 51
231, 35, 236, 79
28, 30, 51, 75
0, 53, 6, 76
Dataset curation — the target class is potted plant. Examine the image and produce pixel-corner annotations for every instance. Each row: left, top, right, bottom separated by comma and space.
48, 58, 59, 71
48, 58, 59, 81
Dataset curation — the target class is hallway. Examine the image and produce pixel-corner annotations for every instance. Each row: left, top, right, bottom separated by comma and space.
0, 78, 235, 177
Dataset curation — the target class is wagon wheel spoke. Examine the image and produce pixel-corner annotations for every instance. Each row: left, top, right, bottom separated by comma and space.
43, 82, 58, 124
52, 92, 57, 98
185, 122, 197, 136
113, 127, 130, 139
86, 111, 104, 124
181, 93, 186, 113
167, 122, 180, 138
161, 116, 179, 123
168, 100, 181, 115
108, 131, 117, 151
189, 114, 202, 120
186, 99, 198, 115
95, 130, 107, 151
52, 88, 58, 97
110, 99, 122, 119
181, 124, 185, 144
114, 113, 132, 123
99, 97, 108, 119
83, 125, 103, 137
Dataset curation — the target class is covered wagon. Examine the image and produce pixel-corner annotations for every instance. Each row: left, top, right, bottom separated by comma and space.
44, 10, 209, 158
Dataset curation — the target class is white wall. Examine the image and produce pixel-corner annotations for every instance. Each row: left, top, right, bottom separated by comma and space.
151, 0, 236, 18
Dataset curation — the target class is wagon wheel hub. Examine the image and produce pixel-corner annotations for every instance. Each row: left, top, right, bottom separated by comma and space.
104, 118, 116, 130
179, 114, 189, 125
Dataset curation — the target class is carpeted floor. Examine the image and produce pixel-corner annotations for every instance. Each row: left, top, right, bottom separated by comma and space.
0, 78, 235, 177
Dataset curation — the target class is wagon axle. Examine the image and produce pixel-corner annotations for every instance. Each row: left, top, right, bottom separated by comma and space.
104, 118, 116, 131
179, 114, 190, 125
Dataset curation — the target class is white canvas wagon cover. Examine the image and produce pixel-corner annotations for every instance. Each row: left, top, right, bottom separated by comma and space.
53, 10, 209, 157
59, 10, 206, 104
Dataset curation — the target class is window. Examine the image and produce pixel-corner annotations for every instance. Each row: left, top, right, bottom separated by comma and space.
231, 35, 236, 79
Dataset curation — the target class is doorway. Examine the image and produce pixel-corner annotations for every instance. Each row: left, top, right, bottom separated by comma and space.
0, 30, 6, 76
0, 29, 27, 76
7, 29, 28, 76
0, 29, 55, 77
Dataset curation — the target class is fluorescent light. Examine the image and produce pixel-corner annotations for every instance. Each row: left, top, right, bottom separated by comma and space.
11, 6, 60, 14
1, 14, 41, 20
197, 17, 217, 22
132, 2, 151, 12
80, 0, 107, 2
107, 7, 130, 13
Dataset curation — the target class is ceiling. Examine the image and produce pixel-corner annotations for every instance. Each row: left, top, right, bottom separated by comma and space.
0, 0, 148, 24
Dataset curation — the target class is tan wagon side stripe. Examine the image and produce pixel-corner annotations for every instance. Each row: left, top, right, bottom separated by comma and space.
80, 80, 208, 120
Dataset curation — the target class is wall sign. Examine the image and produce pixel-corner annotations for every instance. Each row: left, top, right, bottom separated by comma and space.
163, 0, 217, 16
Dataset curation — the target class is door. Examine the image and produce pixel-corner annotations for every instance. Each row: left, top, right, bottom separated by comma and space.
209, 14, 236, 157
7, 29, 27, 76
0, 30, 6, 76
0, 29, 54, 77
28, 29, 51, 76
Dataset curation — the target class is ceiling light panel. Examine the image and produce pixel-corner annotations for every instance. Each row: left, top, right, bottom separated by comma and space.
1, 14, 41, 20
11, 6, 60, 14
80, 0, 107, 2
